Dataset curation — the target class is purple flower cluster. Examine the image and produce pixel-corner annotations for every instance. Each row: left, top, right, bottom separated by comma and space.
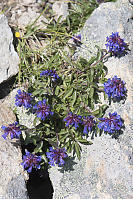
40, 70, 59, 82
33, 99, 53, 120
46, 147, 68, 166
64, 112, 96, 134
64, 112, 82, 129
98, 112, 123, 133
105, 32, 127, 56
83, 116, 96, 134
21, 151, 41, 173
1, 122, 21, 140
15, 89, 33, 108
104, 76, 127, 100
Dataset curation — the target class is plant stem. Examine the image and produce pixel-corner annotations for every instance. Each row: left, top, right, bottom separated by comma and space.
18, 39, 21, 86
90, 52, 109, 67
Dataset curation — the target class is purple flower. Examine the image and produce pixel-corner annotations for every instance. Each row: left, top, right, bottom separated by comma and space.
97, 0, 105, 3
21, 151, 41, 173
105, 32, 127, 56
64, 112, 82, 129
83, 116, 96, 134
46, 147, 68, 166
98, 112, 123, 133
33, 99, 53, 120
72, 34, 81, 44
15, 89, 33, 108
104, 76, 127, 100
1, 122, 21, 139
40, 70, 59, 82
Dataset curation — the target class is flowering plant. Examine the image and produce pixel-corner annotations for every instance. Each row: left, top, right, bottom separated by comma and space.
1, 0, 127, 173
1, 30, 127, 172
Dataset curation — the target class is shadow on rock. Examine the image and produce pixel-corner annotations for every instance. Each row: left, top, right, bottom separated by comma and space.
58, 156, 77, 173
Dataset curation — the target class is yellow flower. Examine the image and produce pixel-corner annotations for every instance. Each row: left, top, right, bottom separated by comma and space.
15, 32, 20, 38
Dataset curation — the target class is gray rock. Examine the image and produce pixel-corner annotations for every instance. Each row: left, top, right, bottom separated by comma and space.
0, 15, 19, 84
17, 8, 48, 29
0, 14, 28, 199
52, 1, 69, 22
0, 95, 29, 199
0, 136, 28, 199
48, 0, 133, 198
22, 0, 36, 4
129, 0, 133, 5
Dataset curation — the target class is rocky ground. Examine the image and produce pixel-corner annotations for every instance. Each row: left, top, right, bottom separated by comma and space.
0, 0, 46, 27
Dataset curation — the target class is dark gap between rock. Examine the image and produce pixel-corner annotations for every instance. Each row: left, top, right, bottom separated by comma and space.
21, 143, 54, 199
0, 76, 16, 99
27, 169, 53, 199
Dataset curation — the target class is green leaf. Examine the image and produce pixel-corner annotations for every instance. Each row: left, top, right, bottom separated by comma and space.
64, 88, 73, 100
74, 142, 81, 160
60, 134, 69, 142
77, 138, 93, 145
45, 122, 51, 127
41, 154, 48, 163
95, 45, 102, 60
90, 69, 94, 82
22, 131, 26, 140
47, 138, 58, 148
33, 117, 39, 127
66, 140, 72, 153
90, 82, 98, 89
90, 99, 94, 110
32, 138, 37, 145
63, 140, 71, 149
71, 90, 77, 106
88, 56, 97, 65
32, 89, 42, 96
89, 86, 94, 99
66, 16, 70, 28
23, 25, 39, 39
92, 109, 100, 116
79, 58, 89, 68
34, 141, 43, 153
47, 88, 53, 95
71, 3, 82, 13
59, 130, 68, 135
55, 86, 60, 95
58, 90, 65, 97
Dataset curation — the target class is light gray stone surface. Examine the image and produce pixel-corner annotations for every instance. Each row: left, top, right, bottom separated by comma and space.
48, 0, 133, 199
22, 0, 36, 4
52, 1, 69, 22
17, 8, 48, 29
0, 16, 28, 198
0, 95, 29, 199
0, 14, 19, 84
